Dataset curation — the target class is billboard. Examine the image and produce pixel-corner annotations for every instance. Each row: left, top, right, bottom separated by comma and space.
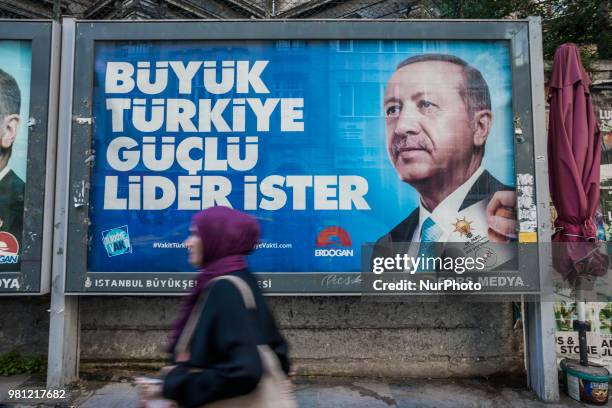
66, 21, 542, 294
0, 40, 30, 275
0, 22, 56, 294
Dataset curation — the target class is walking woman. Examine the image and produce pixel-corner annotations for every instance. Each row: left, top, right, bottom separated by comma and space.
162, 206, 296, 408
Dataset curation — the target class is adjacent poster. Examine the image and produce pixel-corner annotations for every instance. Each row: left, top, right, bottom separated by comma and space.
87, 39, 519, 283
554, 83, 612, 371
597, 86, 612, 240
555, 301, 612, 372
0, 40, 31, 274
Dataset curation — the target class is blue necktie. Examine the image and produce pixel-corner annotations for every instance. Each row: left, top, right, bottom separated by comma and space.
415, 217, 442, 272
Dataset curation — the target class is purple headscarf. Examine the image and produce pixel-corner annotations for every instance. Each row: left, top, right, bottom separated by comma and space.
167, 206, 260, 353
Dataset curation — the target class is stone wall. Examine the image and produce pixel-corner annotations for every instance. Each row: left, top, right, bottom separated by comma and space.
0, 296, 523, 378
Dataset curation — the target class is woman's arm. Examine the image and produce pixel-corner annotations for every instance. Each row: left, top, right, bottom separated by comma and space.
162, 280, 263, 408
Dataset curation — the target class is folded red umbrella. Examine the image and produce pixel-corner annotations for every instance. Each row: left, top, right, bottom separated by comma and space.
548, 43, 608, 280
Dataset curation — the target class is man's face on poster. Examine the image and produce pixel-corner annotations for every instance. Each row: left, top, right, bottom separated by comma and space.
384, 61, 489, 184
0, 111, 20, 167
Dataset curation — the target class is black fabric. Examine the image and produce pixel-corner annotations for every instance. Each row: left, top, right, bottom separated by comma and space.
162, 269, 289, 408
0, 169, 24, 272
372, 170, 515, 259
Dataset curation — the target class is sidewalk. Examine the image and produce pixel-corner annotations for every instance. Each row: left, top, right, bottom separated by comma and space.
0, 373, 600, 407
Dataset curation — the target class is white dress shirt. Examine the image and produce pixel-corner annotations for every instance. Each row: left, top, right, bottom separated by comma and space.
412, 166, 485, 242
0, 165, 10, 183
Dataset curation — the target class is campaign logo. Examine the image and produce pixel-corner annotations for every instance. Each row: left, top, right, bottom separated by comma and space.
453, 216, 474, 238
102, 226, 132, 257
0, 232, 19, 264
314, 226, 353, 257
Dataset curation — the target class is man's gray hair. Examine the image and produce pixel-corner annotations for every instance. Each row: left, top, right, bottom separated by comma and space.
0, 68, 20, 119
396, 53, 491, 118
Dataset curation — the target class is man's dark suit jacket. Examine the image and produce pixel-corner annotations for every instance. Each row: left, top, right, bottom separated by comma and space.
372, 170, 514, 259
0, 168, 25, 242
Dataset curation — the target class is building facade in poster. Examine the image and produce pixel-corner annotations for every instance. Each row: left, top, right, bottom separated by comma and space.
87, 39, 518, 278
0, 41, 30, 273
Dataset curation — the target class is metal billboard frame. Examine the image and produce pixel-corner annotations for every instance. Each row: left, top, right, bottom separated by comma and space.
0, 20, 59, 295
65, 19, 542, 295
50, 17, 557, 401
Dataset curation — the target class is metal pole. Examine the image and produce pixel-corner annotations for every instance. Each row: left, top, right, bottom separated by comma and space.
47, 17, 80, 388
526, 16, 560, 401
575, 280, 589, 366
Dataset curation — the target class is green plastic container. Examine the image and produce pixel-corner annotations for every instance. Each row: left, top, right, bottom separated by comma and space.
561, 359, 610, 405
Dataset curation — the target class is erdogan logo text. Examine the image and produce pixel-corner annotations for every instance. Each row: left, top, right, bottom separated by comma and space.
315, 226, 353, 257
0, 232, 19, 264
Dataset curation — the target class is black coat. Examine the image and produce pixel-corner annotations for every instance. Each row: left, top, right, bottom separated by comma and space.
0, 169, 24, 272
372, 170, 514, 257
162, 269, 289, 408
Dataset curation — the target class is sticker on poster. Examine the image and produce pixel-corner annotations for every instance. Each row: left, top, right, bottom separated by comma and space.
102, 225, 132, 257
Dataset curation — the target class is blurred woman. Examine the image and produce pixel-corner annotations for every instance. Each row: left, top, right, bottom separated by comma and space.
162, 207, 295, 408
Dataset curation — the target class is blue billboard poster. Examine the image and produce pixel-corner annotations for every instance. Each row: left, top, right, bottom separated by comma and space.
84, 37, 527, 293
0, 40, 31, 274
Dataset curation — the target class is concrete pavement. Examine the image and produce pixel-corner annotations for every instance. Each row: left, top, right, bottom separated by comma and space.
0, 373, 603, 407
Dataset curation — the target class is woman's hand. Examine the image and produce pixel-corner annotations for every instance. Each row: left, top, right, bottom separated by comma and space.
175, 350, 191, 363
284, 367, 297, 392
